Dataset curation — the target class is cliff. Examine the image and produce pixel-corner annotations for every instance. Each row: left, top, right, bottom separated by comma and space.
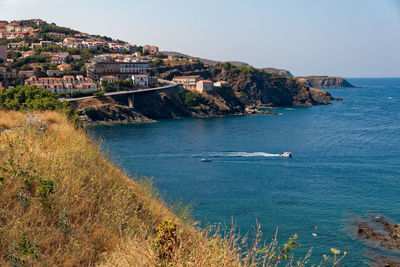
209, 65, 334, 106
76, 65, 336, 123
297, 76, 355, 88
72, 97, 154, 125
259, 68, 294, 77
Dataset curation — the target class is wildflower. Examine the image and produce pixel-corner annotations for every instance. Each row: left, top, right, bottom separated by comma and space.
331, 248, 341, 255
344, 251, 347, 256
323, 254, 327, 260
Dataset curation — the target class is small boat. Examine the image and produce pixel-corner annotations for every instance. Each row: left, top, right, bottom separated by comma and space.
280, 152, 293, 158
201, 158, 212, 162
312, 232, 318, 237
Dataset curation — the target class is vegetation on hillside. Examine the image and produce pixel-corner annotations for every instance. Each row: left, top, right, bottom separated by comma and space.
0, 85, 81, 127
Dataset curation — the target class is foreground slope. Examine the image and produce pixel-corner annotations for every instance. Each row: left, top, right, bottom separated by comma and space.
0, 111, 243, 266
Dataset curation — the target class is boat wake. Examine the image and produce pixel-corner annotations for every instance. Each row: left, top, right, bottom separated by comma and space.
207, 152, 282, 158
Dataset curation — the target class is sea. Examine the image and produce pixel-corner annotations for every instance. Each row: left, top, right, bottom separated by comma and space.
90, 78, 400, 266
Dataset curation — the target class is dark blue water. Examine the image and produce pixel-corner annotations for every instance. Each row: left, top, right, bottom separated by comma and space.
91, 78, 400, 265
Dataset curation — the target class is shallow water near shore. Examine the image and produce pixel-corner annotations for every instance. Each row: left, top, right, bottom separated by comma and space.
91, 78, 400, 265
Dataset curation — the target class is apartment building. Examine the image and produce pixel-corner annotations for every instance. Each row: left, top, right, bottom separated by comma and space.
173, 75, 201, 90
87, 55, 151, 81
25, 75, 97, 93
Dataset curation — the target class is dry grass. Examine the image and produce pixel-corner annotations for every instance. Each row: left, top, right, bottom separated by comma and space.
0, 111, 345, 266
0, 111, 25, 129
0, 111, 243, 266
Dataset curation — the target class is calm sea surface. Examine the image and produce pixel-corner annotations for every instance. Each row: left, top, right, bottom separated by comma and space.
91, 78, 400, 265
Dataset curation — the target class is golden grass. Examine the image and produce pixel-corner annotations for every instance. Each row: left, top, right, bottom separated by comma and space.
0, 111, 345, 266
0, 111, 25, 129
0, 111, 244, 266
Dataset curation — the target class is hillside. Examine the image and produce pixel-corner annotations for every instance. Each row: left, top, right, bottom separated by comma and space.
76, 64, 336, 124
162, 51, 294, 77
297, 76, 355, 88
0, 111, 247, 266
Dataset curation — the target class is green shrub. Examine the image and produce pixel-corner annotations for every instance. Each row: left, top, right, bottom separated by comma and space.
181, 91, 203, 107
0, 85, 82, 128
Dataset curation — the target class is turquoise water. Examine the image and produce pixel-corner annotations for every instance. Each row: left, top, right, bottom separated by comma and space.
91, 78, 400, 265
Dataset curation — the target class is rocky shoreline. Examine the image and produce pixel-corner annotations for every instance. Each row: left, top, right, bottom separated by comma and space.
73, 65, 341, 126
357, 215, 400, 266
297, 76, 355, 88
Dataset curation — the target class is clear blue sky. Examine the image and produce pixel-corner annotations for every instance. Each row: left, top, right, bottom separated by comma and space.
1, 0, 400, 77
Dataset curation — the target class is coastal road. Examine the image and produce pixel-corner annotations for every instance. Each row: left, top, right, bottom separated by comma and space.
60, 79, 179, 102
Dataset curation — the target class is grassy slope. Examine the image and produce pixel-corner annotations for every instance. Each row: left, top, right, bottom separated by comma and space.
0, 111, 242, 266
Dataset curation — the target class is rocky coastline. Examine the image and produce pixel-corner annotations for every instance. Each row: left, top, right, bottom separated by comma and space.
357, 215, 400, 266
297, 76, 355, 88
74, 65, 341, 126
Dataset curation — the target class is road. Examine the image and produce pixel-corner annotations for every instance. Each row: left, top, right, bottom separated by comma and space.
60, 79, 178, 102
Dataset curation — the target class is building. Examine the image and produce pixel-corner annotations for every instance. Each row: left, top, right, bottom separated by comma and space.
100, 76, 118, 83
143, 45, 159, 54
23, 50, 35, 58
58, 63, 71, 72
6, 32, 28, 39
19, 70, 35, 79
173, 75, 201, 90
50, 56, 67, 65
196, 80, 213, 93
25, 75, 97, 93
213, 81, 230, 88
0, 45, 6, 62
0, 67, 17, 79
8, 41, 28, 49
40, 41, 54, 47
71, 55, 81, 60
87, 56, 151, 81
132, 74, 149, 87
48, 32, 66, 39
47, 70, 60, 77
31, 43, 41, 49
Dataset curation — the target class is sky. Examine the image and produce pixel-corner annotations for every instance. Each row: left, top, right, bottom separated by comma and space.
0, 0, 400, 77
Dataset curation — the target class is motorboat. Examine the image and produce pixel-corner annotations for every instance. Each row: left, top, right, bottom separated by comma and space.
200, 158, 212, 162
280, 152, 293, 158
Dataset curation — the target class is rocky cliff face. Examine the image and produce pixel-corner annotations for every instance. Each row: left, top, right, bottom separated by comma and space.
72, 97, 154, 125
74, 66, 337, 124
209, 66, 334, 106
297, 76, 354, 88
260, 68, 294, 77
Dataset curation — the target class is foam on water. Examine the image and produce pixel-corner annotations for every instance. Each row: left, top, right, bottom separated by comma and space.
209, 152, 282, 157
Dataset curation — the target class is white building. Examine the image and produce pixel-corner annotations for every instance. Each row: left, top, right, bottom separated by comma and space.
100, 75, 118, 83
213, 81, 230, 88
173, 75, 201, 90
132, 74, 149, 87
196, 80, 213, 93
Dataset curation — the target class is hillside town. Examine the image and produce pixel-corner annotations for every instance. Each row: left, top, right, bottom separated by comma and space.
0, 19, 228, 96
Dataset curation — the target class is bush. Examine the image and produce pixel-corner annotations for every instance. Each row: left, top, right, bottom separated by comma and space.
0, 85, 82, 127
181, 91, 204, 107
